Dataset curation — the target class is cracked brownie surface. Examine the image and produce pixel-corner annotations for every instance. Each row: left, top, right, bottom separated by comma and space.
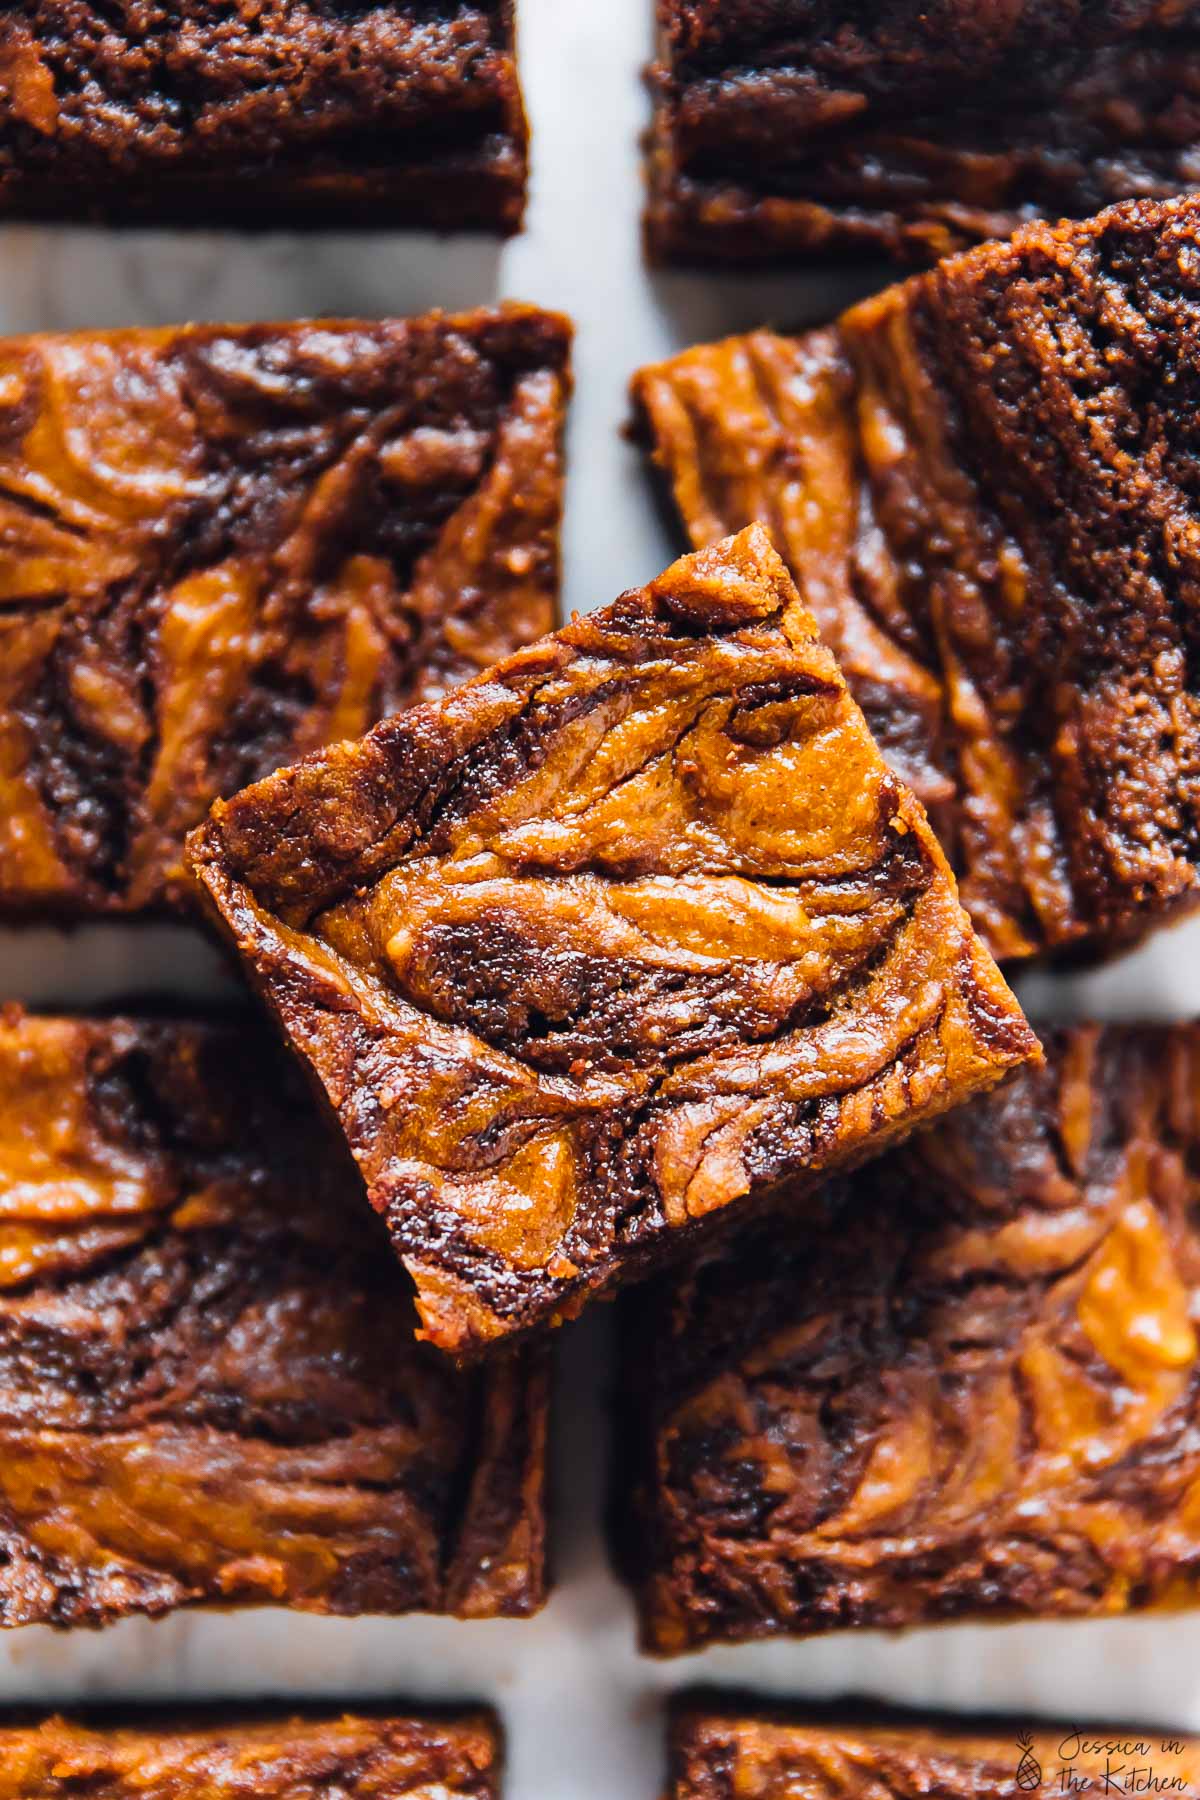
188, 524, 1037, 1356
619, 1023, 1200, 1654
0, 1007, 547, 1629
648, 0, 1200, 265
0, 1709, 502, 1798
0, 304, 569, 917
0, 3, 527, 229
665, 1703, 1200, 1799
635, 193, 1200, 963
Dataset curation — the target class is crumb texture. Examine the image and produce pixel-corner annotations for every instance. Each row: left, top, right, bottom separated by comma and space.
188, 524, 1036, 1354
0, 306, 568, 916
666, 1707, 1200, 1799
0, 3, 526, 228
0, 1710, 501, 1798
648, 0, 1200, 263
0, 1008, 547, 1629
621, 1023, 1200, 1654
635, 193, 1200, 962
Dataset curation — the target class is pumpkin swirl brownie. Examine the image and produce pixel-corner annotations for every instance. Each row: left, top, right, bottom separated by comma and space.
0, 1708, 502, 1798
0, 304, 569, 917
635, 193, 1200, 963
664, 1701, 1200, 1800
187, 524, 1037, 1356
647, 1, 1200, 266
618, 1023, 1200, 1655
0, 1007, 547, 1629
0, 3, 527, 230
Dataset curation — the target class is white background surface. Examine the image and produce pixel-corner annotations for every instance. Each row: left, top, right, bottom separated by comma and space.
2, 2, 1200, 1794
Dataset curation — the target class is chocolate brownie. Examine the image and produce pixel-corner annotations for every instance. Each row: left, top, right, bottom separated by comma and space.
0, 1708, 502, 1798
647, 1, 1200, 266
0, 1007, 547, 1629
618, 1023, 1200, 1654
187, 524, 1037, 1356
635, 193, 1200, 963
0, 4, 527, 230
0, 305, 569, 917
666, 1700, 1200, 1799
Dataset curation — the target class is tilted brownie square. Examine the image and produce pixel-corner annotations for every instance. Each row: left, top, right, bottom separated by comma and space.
0, 4, 527, 230
618, 1023, 1200, 1654
0, 1708, 502, 1798
635, 193, 1200, 963
647, 1, 1200, 266
0, 304, 569, 917
0, 1006, 547, 1629
188, 524, 1037, 1356
665, 1700, 1200, 1800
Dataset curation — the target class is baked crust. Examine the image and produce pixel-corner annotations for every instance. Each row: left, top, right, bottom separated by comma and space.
0, 1709, 501, 1798
635, 194, 1200, 962
0, 305, 569, 917
0, 3, 527, 230
188, 525, 1037, 1355
647, 0, 1200, 266
620, 1024, 1200, 1654
0, 1007, 547, 1629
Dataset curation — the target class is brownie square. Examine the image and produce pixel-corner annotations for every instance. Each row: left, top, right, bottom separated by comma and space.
0, 304, 569, 917
647, 1, 1200, 267
666, 1701, 1200, 1800
635, 193, 1200, 963
0, 3, 527, 230
618, 1023, 1200, 1654
0, 1007, 547, 1629
187, 523, 1037, 1356
0, 1709, 502, 1797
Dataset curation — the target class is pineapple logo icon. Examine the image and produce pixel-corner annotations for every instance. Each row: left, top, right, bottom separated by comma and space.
1015, 1733, 1043, 1791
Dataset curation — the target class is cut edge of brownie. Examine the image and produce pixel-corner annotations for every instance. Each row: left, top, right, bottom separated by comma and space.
185, 525, 1039, 1357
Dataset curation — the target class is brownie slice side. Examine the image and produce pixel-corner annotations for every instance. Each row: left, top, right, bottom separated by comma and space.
634, 191, 1200, 963
187, 524, 1038, 1355
0, 304, 570, 917
0, 3, 527, 231
0, 1007, 547, 1629
666, 1701, 1200, 1799
647, 0, 1200, 266
618, 1023, 1200, 1655
0, 1709, 502, 1798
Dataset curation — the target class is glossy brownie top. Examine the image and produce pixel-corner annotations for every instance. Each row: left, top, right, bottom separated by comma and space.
635, 193, 1200, 962
620, 1023, 1200, 1653
0, 304, 569, 916
0, 1709, 501, 1798
0, 3, 527, 229
188, 524, 1037, 1355
0, 1008, 547, 1628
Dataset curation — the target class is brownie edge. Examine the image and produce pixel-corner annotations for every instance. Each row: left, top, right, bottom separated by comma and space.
647, 0, 1200, 266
